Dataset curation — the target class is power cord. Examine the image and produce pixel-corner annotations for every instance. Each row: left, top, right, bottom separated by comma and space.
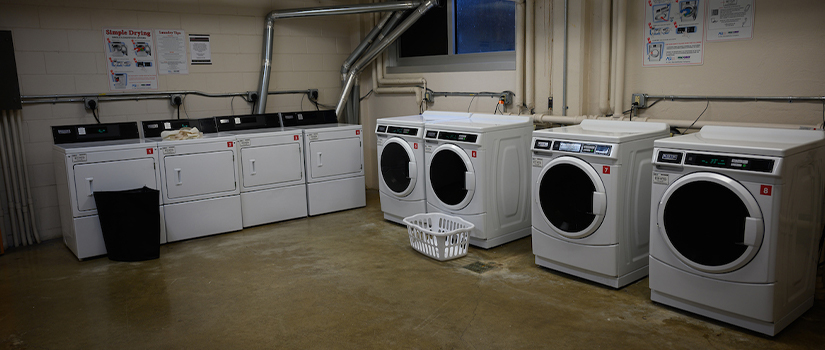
467, 95, 477, 112
685, 99, 710, 132
92, 108, 100, 124
360, 89, 374, 101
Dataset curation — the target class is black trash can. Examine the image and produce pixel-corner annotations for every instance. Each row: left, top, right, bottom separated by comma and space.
93, 186, 161, 262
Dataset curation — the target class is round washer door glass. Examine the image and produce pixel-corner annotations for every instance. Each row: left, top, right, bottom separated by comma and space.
658, 173, 764, 273
429, 145, 474, 208
380, 140, 414, 195
537, 157, 607, 239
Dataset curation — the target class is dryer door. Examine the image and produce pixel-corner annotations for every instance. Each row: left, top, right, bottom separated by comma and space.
429, 144, 475, 210
657, 172, 764, 273
535, 156, 607, 239
379, 137, 417, 197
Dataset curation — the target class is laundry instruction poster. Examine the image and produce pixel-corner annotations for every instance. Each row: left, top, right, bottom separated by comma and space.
706, 0, 754, 41
643, 0, 705, 67
156, 29, 188, 74
103, 28, 158, 90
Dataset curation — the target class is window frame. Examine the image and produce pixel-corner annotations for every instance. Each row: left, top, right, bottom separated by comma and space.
386, 0, 516, 74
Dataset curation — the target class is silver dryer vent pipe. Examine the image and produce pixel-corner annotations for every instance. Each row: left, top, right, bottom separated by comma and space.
335, 0, 438, 117
254, 1, 422, 115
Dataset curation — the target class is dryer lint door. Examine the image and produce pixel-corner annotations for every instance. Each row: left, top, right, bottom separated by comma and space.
536, 156, 607, 239
656, 172, 764, 274
429, 144, 475, 210
240, 143, 303, 188
164, 151, 237, 199
380, 138, 417, 197
307, 137, 363, 180
74, 158, 158, 212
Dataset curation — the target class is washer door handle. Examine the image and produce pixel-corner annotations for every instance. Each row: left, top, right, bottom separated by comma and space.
592, 192, 606, 215
408, 161, 416, 180
464, 171, 475, 190
742, 217, 763, 246
250, 159, 256, 175
175, 168, 182, 185
86, 177, 94, 196
317, 152, 323, 167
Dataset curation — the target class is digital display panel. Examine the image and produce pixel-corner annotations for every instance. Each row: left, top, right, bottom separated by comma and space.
594, 145, 611, 155
684, 153, 775, 173
377, 125, 387, 132
534, 139, 551, 149
438, 131, 478, 143
558, 142, 582, 153
425, 130, 438, 138
387, 126, 418, 135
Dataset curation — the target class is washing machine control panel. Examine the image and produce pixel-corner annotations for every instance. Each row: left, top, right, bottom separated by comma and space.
424, 130, 478, 143
376, 125, 419, 136
541, 140, 612, 156
684, 153, 775, 173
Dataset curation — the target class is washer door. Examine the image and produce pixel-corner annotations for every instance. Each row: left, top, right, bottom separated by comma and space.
657, 172, 764, 273
429, 144, 475, 210
379, 138, 417, 197
535, 156, 607, 239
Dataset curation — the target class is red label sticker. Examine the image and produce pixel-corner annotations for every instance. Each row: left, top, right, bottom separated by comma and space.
414, 143, 418, 149
227, 141, 234, 147
293, 135, 299, 141
760, 185, 772, 196
146, 148, 153, 155
356, 130, 360, 135
471, 151, 477, 158
602, 166, 610, 174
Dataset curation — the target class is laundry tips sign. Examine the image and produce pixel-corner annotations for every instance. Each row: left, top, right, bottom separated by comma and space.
643, 0, 706, 67
103, 28, 159, 90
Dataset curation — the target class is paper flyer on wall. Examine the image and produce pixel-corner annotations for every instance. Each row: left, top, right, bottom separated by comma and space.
643, 0, 705, 67
156, 29, 188, 74
706, 0, 754, 42
103, 28, 158, 90
189, 34, 212, 65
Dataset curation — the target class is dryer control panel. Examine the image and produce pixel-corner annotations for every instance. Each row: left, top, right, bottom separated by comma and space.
532, 139, 612, 156
424, 130, 478, 144
655, 150, 776, 173
375, 125, 419, 137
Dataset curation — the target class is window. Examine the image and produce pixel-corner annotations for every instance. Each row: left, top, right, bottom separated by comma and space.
388, 0, 516, 73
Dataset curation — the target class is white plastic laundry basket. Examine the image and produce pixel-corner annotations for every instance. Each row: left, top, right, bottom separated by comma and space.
403, 213, 474, 261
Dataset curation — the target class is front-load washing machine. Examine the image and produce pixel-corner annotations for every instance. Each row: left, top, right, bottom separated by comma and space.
297, 123, 366, 216
649, 126, 825, 335
52, 122, 166, 260
375, 111, 471, 224
531, 120, 670, 288
142, 119, 243, 242
424, 113, 533, 249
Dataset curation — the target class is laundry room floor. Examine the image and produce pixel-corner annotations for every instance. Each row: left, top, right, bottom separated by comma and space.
0, 190, 823, 349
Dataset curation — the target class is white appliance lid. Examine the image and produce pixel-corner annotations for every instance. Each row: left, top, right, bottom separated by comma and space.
655, 125, 825, 157
52, 138, 154, 152
426, 114, 532, 132
534, 120, 670, 143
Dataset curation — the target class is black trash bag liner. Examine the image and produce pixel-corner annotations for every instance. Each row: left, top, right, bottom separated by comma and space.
93, 186, 160, 262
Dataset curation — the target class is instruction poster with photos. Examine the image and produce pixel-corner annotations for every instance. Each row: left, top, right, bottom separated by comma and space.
643, 0, 705, 67
103, 28, 158, 90
706, 0, 754, 41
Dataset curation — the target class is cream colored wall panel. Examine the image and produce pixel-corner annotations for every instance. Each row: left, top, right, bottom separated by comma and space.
44, 52, 97, 74
293, 54, 323, 72
272, 36, 307, 54
307, 36, 337, 54
137, 11, 181, 29
180, 13, 222, 33
88, 9, 139, 30
273, 21, 323, 37
100, 100, 149, 117
319, 20, 353, 38
271, 54, 293, 71
219, 15, 258, 34
25, 119, 56, 143
238, 35, 263, 54
271, 71, 309, 89
14, 52, 46, 75
67, 30, 103, 52
0, 5, 40, 28
110, 0, 158, 12
38, 6, 91, 30
13, 28, 69, 51
28, 163, 55, 188
226, 53, 260, 73
307, 71, 340, 89
19, 104, 52, 121
210, 34, 241, 53
166, 74, 208, 90
321, 54, 349, 71
24, 141, 53, 166
335, 37, 351, 55
19, 75, 75, 95
207, 72, 244, 92
30, 185, 58, 210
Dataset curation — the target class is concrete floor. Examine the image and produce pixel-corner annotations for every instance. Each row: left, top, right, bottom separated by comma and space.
1, 190, 824, 349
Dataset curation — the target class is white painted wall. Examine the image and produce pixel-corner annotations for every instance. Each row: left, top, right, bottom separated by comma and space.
0, 0, 360, 242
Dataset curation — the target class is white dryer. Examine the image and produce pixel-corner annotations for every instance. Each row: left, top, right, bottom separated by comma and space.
424, 114, 533, 249
375, 111, 471, 224
52, 122, 166, 260
298, 123, 366, 216
142, 119, 243, 242
649, 126, 825, 336
531, 120, 669, 288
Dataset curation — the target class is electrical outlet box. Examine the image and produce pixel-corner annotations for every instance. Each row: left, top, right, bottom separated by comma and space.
632, 93, 647, 108
500, 91, 514, 105
424, 90, 434, 103
308, 89, 318, 101
84, 97, 98, 110
246, 91, 259, 102
170, 94, 182, 106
